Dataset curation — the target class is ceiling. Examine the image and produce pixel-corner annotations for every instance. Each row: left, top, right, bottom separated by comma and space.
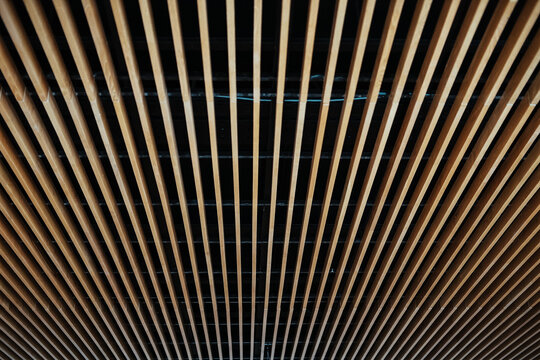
0, 0, 538, 359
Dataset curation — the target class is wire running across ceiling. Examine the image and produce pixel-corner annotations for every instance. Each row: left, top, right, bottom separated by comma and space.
0, 0, 538, 359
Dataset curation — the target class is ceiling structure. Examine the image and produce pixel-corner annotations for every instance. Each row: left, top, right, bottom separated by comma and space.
0, 0, 538, 359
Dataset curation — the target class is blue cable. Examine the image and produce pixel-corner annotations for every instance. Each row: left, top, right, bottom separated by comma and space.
213, 92, 389, 103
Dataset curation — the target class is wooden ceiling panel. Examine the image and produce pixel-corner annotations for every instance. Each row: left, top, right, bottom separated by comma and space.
0, 0, 538, 359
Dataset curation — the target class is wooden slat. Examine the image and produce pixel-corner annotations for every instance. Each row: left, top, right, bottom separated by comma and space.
251, 2, 262, 359
195, 1, 233, 358
268, 1, 291, 359
224, 1, 243, 358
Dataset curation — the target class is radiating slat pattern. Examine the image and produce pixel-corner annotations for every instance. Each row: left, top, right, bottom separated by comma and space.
0, 0, 538, 359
